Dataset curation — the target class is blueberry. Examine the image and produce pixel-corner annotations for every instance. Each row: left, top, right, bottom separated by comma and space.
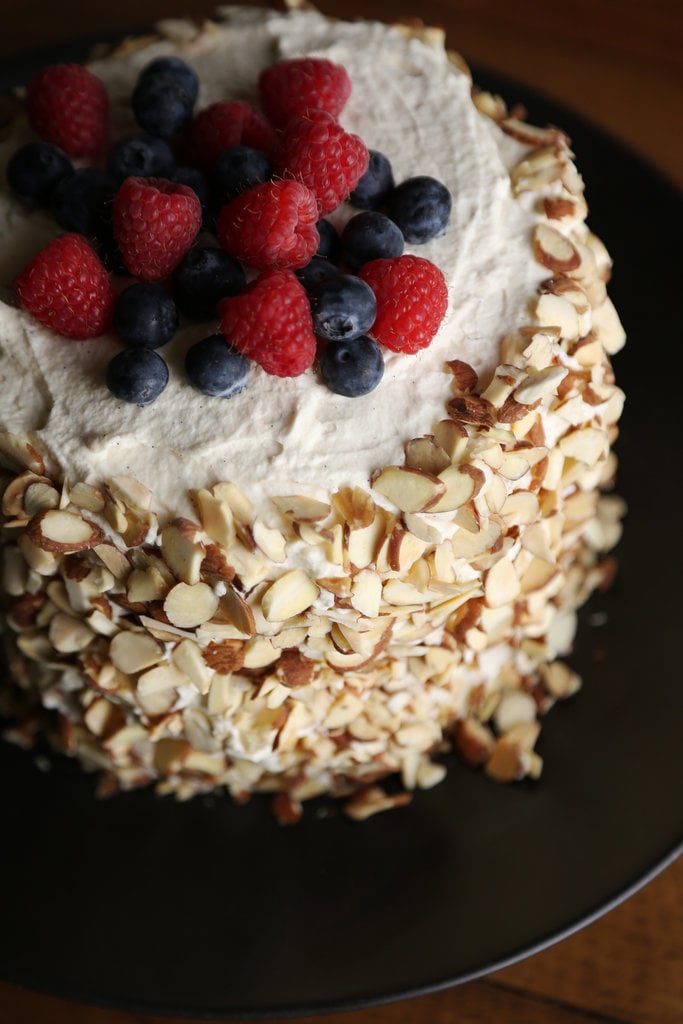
210, 146, 272, 203
6, 142, 73, 207
316, 219, 341, 263
311, 275, 377, 342
168, 165, 211, 209
341, 211, 404, 272
320, 336, 384, 397
107, 134, 175, 181
349, 150, 395, 210
173, 248, 246, 321
295, 256, 343, 294
385, 175, 452, 243
132, 74, 196, 138
138, 57, 199, 105
106, 348, 169, 405
185, 334, 250, 398
50, 168, 117, 236
114, 284, 178, 349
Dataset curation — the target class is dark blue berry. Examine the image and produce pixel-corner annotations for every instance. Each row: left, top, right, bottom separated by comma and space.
114, 284, 178, 349
107, 134, 175, 182
168, 165, 210, 208
50, 168, 117, 236
316, 219, 341, 263
341, 211, 404, 272
349, 150, 395, 210
138, 57, 199, 105
6, 142, 72, 207
173, 248, 246, 321
210, 146, 272, 203
185, 334, 250, 398
386, 175, 452, 244
106, 348, 169, 405
311, 275, 377, 342
132, 75, 196, 139
320, 336, 384, 397
295, 256, 343, 294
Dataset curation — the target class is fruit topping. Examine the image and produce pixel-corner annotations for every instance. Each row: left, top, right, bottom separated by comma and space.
349, 149, 395, 210
50, 167, 117, 237
173, 247, 246, 321
315, 219, 341, 263
106, 347, 169, 405
112, 176, 202, 282
385, 175, 452, 243
185, 334, 250, 397
210, 145, 273, 203
7, 142, 73, 208
185, 101, 275, 171
216, 179, 319, 271
310, 275, 377, 342
275, 111, 369, 216
320, 336, 384, 397
132, 57, 198, 138
359, 255, 448, 353
295, 256, 343, 294
219, 269, 317, 378
26, 63, 108, 158
113, 283, 178, 349
107, 133, 175, 182
14, 233, 115, 340
341, 211, 404, 272
258, 57, 352, 129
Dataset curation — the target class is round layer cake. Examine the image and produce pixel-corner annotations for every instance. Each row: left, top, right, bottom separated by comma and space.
0, 3, 625, 820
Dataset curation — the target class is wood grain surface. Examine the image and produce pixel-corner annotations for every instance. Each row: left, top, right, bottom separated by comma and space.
0, 1, 681, 1022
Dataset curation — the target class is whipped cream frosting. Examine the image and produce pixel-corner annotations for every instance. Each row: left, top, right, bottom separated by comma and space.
0, 6, 549, 521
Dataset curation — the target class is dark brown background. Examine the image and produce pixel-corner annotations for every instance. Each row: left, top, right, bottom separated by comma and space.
0, 1, 681, 1021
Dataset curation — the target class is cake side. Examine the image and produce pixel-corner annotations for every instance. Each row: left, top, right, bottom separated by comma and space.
0, 8, 626, 821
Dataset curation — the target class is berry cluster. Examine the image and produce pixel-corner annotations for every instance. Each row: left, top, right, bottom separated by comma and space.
9, 48, 452, 404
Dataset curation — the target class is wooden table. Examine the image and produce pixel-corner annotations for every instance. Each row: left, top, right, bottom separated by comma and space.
0, 1, 681, 1022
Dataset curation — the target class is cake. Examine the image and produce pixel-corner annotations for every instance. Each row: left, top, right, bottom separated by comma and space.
0, 2, 626, 821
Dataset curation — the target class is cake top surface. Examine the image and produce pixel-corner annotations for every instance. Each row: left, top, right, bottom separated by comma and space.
0, 5, 557, 519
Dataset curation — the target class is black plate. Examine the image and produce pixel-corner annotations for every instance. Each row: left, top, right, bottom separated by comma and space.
1, 44, 682, 1021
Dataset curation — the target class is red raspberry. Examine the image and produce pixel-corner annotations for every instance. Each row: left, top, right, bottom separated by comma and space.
359, 255, 448, 354
113, 177, 202, 283
15, 233, 115, 340
26, 64, 108, 158
219, 269, 316, 377
184, 101, 275, 170
216, 180, 319, 271
275, 111, 369, 216
258, 57, 352, 129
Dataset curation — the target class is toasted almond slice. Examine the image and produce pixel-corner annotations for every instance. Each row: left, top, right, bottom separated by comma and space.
344, 786, 412, 821
137, 663, 190, 696
427, 464, 475, 513
535, 292, 581, 339
191, 488, 235, 547
68, 482, 106, 513
0, 431, 45, 474
559, 426, 607, 464
261, 569, 319, 622
160, 521, 205, 585
494, 691, 538, 734
2, 472, 52, 517
388, 526, 429, 572
501, 118, 567, 147
453, 718, 495, 766
350, 569, 383, 618
127, 565, 170, 603
432, 419, 468, 461
484, 556, 521, 608
272, 494, 331, 522
27, 509, 104, 552
500, 491, 539, 528
533, 223, 581, 272
372, 466, 446, 513
539, 660, 581, 699
252, 520, 287, 562
48, 612, 94, 653
445, 359, 478, 392
404, 437, 451, 475
23, 481, 60, 516
331, 486, 376, 529
17, 534, 59, 575
164, 581, 219, 628
107, 475, 151, 512
109, 631, 164, 674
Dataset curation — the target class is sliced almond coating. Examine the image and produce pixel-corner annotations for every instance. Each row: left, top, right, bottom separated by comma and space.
331, 486, 376, 529
450, 519, 501, 559
388, 526, 429, 573
272, 494, 331, 523
93, 543, 130, 580
107, 475, 152, 512
48, 612, 95, 653
350, 569, 382, 618
218, 585, 256, 637
372, 466, 446, 513
533, 223, 581, 273
164, 581, 219, 628
453, 718, 495, 766
0, 431, 45, 474
68, 482, 106, 513
160, 521, 205, 585
559, 426, 607, 465
501, 118, 567, 147
17, 534, 59, 575
446, 359, 478, 392
2, 545, 29, 596
534, 292, 581, 339
109, 631, 164, 674
27, 509, 104, 552
84, 697, 123, 738
261, 569, 319, 622
500, 491, 540, 528
404, 437, 451, 476
485, 738, 526, 783
2, 472, 52, 517
484, 556, 521, 608
252, 520, 287, 562
23, 481, 60, 516
427, 464, 475, 514
493, 691, 538, 734
191, 488, 235, 547
171, 638, 213, 694
447, 394, 495, 428
432, 419, 468, 461
472, 89, 507, 121
402, 513, 443, 545
347, 511, 389, 569
325, 690, 365, 729
514, 366, 568, 406
540, 660, 581, 699
127, 566, 170, 603
137, 662, 190, 696
344, 786, 412, 821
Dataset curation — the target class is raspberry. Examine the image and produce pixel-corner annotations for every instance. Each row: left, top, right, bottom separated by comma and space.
275, 111, 369, 216
258, 58, 352, 129
216, 179, 319, 271
219, 269, 317, 377
15, 233, 115, 340
26, 64, 108, 158
358, 255, 448, 354
184, 101, 275, 171
113, 177, 202, 283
